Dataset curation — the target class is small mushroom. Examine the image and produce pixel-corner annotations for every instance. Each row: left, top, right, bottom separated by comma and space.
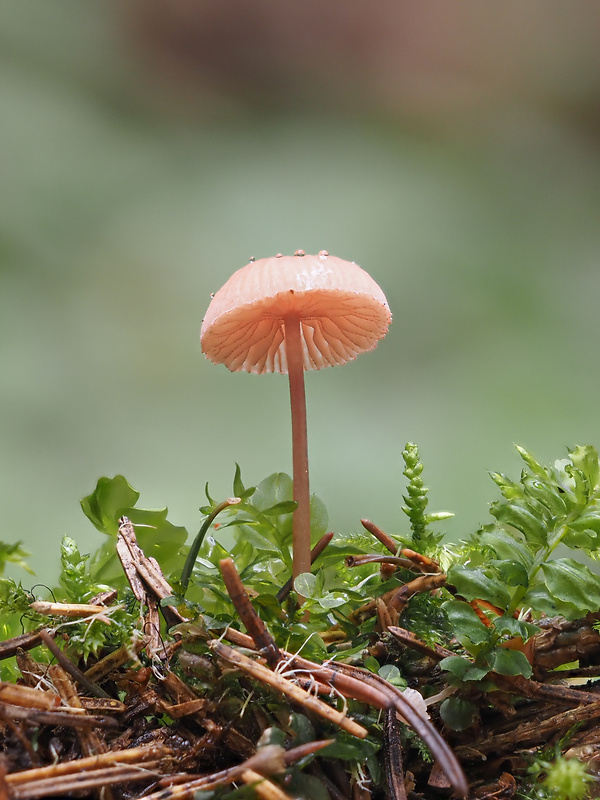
201, 251, 391, 585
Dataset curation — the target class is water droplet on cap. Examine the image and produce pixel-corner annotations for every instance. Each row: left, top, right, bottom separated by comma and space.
294, 250, 305, 257
249, 256, 256, 262
276, 253, 283, 258
318, 250, 329, 258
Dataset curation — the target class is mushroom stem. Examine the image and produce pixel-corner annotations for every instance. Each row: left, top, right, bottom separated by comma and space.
284, 314, 312, 584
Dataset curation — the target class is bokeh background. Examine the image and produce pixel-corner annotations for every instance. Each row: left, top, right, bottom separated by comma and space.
2, 1, 600, 581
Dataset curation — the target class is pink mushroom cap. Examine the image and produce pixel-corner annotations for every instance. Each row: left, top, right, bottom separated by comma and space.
201, 253, 391, 373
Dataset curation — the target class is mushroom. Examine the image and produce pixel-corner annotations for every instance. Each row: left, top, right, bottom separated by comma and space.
201, 251, 391, 586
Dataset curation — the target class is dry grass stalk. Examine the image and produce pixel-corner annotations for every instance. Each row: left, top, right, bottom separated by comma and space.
209, 639, 369, 739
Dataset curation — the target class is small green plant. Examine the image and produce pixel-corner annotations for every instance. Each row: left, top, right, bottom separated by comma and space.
401, 441, 453, 553
439, 444, 600, 727
527, 752, 593, 800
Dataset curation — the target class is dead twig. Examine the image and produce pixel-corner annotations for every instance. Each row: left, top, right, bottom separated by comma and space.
39, 629, 110, 699
0, 630, 46, 661
455, 700, 600, 760
219, 558, 281, 667
360, 519, 399, 554
384, 710, 408, 800
0, 701, 119, 730
145, 742, 331, 800
209, 639, 368, 739
387, 625, 456, 661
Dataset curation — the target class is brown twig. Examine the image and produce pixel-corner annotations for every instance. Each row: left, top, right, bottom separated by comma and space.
8, 764, 163, 800
219, 558, 280, 667
0, 682, 59, 711
384, 710, 408, 800
38, 629, 110, 699
209, 639, 368, 739
145, 742, 332, 800
0, 630, 45, 661
360, 519, 398, 554
117, 516, 186, 628
6, 745, 170, 786
0, 701, 119, 730
387, 625, 456, 661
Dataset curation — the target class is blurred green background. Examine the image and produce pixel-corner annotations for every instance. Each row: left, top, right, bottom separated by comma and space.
2, 1, 600, 580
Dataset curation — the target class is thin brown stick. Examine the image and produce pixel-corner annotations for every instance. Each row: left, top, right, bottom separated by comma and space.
0, 701, 119, 729
6, 746, 170, 785
117, 517, 186, 628
387, 625, 455, 661
0, 681, 59, 711
83, 636, 146, 684
240, 769, 292, 800
494, 673, 600, 706
146, 742, 331, 800
209, 639, 368, 739
346, 554, 417, 570
9, 764, 163, 800
219, 558, 280, 666
39, 629, 110, 699
360, 519, 398, 554
0, 630, 45, 661
384, 710, 408, 800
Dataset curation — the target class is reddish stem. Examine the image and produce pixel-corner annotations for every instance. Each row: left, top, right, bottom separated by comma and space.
284, 314, 312, 585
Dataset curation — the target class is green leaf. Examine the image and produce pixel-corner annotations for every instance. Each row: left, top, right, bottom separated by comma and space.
440, 697, 476, 731
570, 445, 600, 498
442, 600, 491, 646
541, 558, 600, 614
478, 527, 534, 568
81, 476, 140, 536
319, 737, 380, 761
490, 501, 547, 546
522, 476, 569, 518
489, 472, 526, 502
286, 772, 332, 800
447, 564, 510, 610
561, 527, 600, 552
231, 525, 280, 557
0, 541, 32, 575
486, 647, 532, 678
378, 664, 408, 688
439, 656, 488, 683
256, 727, 286, 749
288, 713, 315, 745
317, 592, 346, 609
294, 572, 317, 599
522, 584, 581, 620
492, 615, 538, 640
515, 445, 552, 480
566, 510, 600, 533
309, 494, 329, 541
252, 473, 294, 512
232, 463, 255, 500
259, 501, 297, 516
494, 560, 529, 588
